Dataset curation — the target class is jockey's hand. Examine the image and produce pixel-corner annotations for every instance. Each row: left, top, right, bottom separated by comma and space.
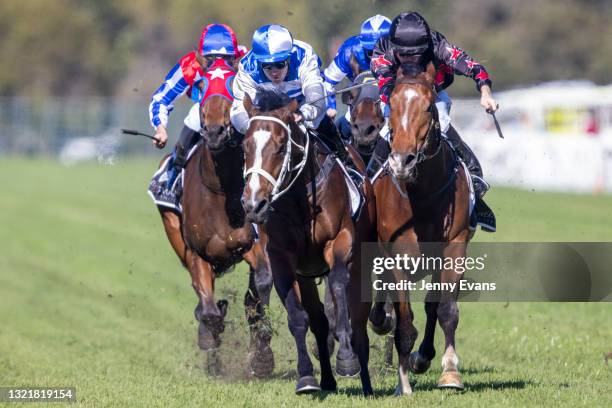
326, 108, 337, 119
480, 85, 499, 113
153, 125, 168, 149
293, 112, 304, 124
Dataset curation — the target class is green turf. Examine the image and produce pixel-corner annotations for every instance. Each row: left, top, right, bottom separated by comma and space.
1, 158, 610, 407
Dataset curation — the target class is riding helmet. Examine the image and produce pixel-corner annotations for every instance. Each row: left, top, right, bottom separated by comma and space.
389, 12, 432, 55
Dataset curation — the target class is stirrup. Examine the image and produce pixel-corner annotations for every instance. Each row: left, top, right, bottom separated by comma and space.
475, 198, 496, 233
471, 175, 490, 198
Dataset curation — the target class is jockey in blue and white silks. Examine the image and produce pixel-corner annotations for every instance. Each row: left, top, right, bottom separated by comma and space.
322, 15, 391, 115
231, 24, 354, 166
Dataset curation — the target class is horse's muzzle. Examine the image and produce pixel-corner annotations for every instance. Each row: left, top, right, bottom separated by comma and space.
242, 196, 271, 224
203, 125, 230, 152
389, 152, 417, 182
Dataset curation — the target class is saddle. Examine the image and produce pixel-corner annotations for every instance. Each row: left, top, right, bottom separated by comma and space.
306, 130, 365, 221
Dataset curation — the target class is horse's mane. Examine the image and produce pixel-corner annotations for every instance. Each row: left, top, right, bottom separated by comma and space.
253, 88, 292, 112
399, 62, 425, 78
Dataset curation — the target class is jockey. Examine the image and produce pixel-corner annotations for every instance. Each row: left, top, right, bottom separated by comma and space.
231, 24, 354, 168
149, 23, 244, 190
370, 11, 498, 232
323, 14, 391, 136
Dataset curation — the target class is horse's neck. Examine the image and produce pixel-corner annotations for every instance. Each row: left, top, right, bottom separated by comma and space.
200, 144, 244, 194
407, 133, 455, 197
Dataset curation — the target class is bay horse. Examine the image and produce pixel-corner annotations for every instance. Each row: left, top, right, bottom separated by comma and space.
155, 59, 274, 378
341, 60, 396, 354
341, 70, 385, 164
240, 89, 377, 395
373, 62, 473, 394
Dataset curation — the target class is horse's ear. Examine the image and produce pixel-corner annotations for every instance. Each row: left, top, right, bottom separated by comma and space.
288, 99, 299, 113
243, 93, 255, 117
424, 61, 436, 84
341, 88, 358, 107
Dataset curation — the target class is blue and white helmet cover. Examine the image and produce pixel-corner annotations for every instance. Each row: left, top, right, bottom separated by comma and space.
359, 14, 391, 50
251, 24, 294, 63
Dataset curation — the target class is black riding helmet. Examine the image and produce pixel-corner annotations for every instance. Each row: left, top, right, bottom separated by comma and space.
389, 12, 432, 55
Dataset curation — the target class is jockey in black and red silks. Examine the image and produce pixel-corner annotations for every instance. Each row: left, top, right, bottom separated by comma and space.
370, 11, 498, 232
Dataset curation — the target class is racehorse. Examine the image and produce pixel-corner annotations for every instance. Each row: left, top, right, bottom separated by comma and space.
341, 69, 385, 164
340, 58, 396, 354
372, 61, 473, 394
155, 59, 274, 378
240, 89, 377, 395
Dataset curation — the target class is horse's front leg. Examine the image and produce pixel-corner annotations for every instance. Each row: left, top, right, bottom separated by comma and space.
268, 245, 321, 394
187, 251, 226, 351
324, 228, 360, 378
436, 242, 467, 390
242, 242, 274, 378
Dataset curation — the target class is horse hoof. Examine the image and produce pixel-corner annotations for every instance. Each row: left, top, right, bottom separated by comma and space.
197, 326, 220, 351
408, 351, 431, 374
369, 310, 395, 336
248, 347, 275, 378
335, 355, 360, 378
296, 376, 321, 394
320, 376, 337, 392
393, 385, 413, 396
437, 371, 465, 390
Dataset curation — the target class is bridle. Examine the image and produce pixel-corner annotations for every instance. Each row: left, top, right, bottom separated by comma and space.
389, 80, 442, 169
243, 115, 310, 203
386, 80, 459, 202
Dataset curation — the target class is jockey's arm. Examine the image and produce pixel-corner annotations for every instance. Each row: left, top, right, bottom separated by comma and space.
230, 68, 257, 134
369, 37, 395, 104
299, 50, 327, 127
432, 31, 498, 113
322, 44, 352, 115
149, 62, 190, 148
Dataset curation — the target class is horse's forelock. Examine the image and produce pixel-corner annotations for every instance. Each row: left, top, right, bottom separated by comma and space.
253, 88, 292, 113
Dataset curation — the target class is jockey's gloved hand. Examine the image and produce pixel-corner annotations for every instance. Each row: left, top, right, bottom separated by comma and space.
293, 112, 304, 123
299, 104, 318, 123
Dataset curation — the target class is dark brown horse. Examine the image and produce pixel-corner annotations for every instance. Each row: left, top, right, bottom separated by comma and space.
240, 89, 377, 395
155, 66, 274, 378
373, 62, 473, 394
341, 70, 385, 161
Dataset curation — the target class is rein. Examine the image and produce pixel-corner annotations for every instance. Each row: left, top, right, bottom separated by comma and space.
243, 115, 310, 203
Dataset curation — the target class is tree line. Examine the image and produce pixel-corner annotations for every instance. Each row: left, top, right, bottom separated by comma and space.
1, 0, 610, 98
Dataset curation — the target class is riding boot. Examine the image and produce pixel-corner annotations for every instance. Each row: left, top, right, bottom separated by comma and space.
167, 126, 198, 192
366, 137, 391, 179
317, 115, 357, 172
445, 125, 496, 232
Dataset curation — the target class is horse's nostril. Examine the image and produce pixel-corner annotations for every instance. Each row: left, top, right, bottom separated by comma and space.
404, 154, 416, 166
366, 125, 376, 135
217, 126, 225, 136
254, 199, 268, 215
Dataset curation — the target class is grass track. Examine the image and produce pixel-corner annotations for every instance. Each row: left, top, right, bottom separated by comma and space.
1, 158, 611, 407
